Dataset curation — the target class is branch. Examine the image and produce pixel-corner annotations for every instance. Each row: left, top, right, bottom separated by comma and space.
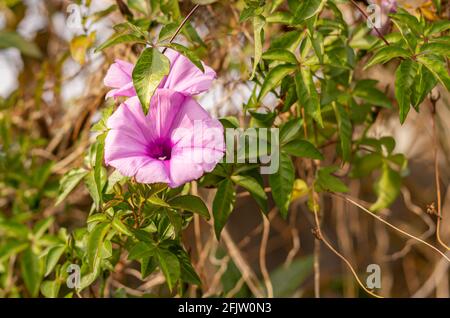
311, 192, 383, 298
349, 0, 390, 46
222, 229, 265, 298
162, 4, 200, 53
430, 93, 450, 251
115, 0, 133, 20
331, 192, 450, 264
259, 214, 274, 298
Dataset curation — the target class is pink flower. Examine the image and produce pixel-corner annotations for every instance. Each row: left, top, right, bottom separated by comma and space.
381, 0, 397, 13
158, 48, 217, 95
104, 89, 224, 187
104, 59, 136, 99
371, 0, 398, 36
103, 48, 216, 99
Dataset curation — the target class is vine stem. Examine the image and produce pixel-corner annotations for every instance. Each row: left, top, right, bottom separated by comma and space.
331, 192, 450, 264
349, 0, 390, 46
311, 191, 383, 298
161, 4, 201, 53
430, 96, 450, 251
259, 214, 274, 298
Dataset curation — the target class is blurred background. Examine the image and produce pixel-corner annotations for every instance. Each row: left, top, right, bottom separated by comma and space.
1, 0, 450, 298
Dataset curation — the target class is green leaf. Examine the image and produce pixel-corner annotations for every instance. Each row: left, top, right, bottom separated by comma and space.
333, 103, 352, 161
128, 0, 148, 13
353, 80, 392, 108
380, 136, 396, 154
295, 69, 323, 126
270, 30, 302, 51
417, 54, 450, 90
163, 43, 204, 72
92, 105, 114, 133
128, 241, 156, 260
220, 116, 240, 129
158, 23, 178, 42
390, 12, 422, 36
395, 59, 418, 124
411, 64, 437, 109
370, 163, 401, 212
56, 168, 88, 206
84, 170, 101, 210
0, 241, 28, 262
283, 140, 323, 160
365, 46, 411, 69
173, 247, 201, 285
258, 64, 296, 101
156, 248, 180, 291
87, 213, 109, 224
95, 33, 145, 52
231, 175, 268, 213
168, 195, 210, 220
105, 170, 126, 193
212, 179, 236, 239
44, 245, 66, 276
40, 280, 60, 298
350, 153, 383, 178
111, 214, 133, 236
293, 0, 325, 23
147, 195, 171, 207
280, 118, 302, 145
0, 31, 42, 58
426, 20, 450, 35
140, 256, 158, 279
262, 48, 298, 64
33, 217, 54, 240
266, 11, 294, 25
269, 256, 313, 297
132, 48, 170, 114
91, 4, 117, 22
420, 42, 450, 57
315, 166, 348, 193
94, 135, 106, 208
122, 21, 149, 38
250, 15, 265, 79
86, 222, 111, 272
269, 152, 295, 218
309, 32, 324, 64
21, 247, 43, 297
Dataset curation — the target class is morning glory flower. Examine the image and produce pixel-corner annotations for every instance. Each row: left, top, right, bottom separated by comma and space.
103, 59, 136, 99
104, 89, 224, 187
371, 0, 398, 36
103, 48, 216, 99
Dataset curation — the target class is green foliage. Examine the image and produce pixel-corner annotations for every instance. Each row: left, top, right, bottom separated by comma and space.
213, 179, 236, 239
132, 48, 170, 114
0, 0, 448, 299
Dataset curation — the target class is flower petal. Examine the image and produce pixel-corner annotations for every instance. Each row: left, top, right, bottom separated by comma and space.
160, 48, 216, 95
147, 89, 185, 140
105, 81, 136, 99
166, 95, 225, 187
134, 159, 171, 184
169, 147, 223, 187
107, 96, 153, 143
169, 95, 224, 150
104, 59, 133, 88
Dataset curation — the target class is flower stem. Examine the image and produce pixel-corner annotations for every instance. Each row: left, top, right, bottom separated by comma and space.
349, 0, 390, 46
162, 4, 201, 53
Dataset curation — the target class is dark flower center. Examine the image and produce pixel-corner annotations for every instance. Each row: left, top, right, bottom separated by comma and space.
148, 139, 172, 161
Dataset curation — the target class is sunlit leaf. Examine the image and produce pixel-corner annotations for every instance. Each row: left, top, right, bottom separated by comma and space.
132, 48, 170, 114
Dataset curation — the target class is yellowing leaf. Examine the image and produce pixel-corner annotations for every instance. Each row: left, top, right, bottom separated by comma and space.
291, 179, 309, 201
70, 32, 96, 65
